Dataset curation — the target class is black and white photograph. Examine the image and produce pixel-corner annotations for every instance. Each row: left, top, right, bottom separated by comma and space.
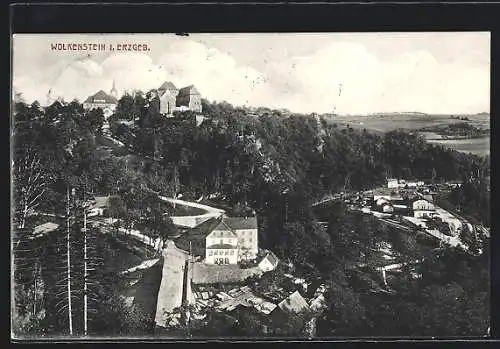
11, 32, 490, 339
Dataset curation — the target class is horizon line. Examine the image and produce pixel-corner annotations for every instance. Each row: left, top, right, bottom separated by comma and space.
12, 93, 489, 117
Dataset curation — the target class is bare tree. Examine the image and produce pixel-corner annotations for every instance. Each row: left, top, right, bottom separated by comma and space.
13, 147, 49, 229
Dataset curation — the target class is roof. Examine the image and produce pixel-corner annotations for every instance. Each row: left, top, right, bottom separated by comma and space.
33, 222, 59, 236
84, 90, 118, 104
191, 262, 261, 285
93, 196, 110, 208
158, 81, 177, 91
413, 199, 434, 206
260, 251, 279, 267
175, 217, 222, 256
207, 221, 237, 238
277, 291, 310, 314
178, 85, 200, 96
206, 244, 238, 250
223, 217, 258, 230
372, 187, 400, 196
310, 294, 327, 312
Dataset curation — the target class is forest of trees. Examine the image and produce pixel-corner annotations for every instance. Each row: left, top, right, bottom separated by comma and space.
12, 95, 490, 338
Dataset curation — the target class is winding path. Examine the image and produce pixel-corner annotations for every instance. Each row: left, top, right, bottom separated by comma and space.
158, 196, 225, 228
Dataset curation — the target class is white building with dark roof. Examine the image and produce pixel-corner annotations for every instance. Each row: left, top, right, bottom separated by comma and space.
412, 199, 436, 219
258, 251, 279, 272
205, 220, 239, 265
204, 217, 259, 265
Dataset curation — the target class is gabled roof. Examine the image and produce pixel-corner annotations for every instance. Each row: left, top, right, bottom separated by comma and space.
84, 90, 118, 104
178, 85, 200, 96
192, 262, 260, 285
207, 220, 237, 239
223, 217, 258, 230
277, 291, 310, 314
260, 251, 279, 267
158, 81, 177, 91
265, 251, 279, 266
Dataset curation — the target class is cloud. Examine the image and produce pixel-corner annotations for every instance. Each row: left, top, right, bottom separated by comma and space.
156, 39, 275, 106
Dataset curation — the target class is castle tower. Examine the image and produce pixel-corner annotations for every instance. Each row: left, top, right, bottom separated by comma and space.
110, 79, 117, 98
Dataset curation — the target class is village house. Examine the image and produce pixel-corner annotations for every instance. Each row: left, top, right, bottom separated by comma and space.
412, 199, 436, 219
205, 217, 259, 265
258, 251, 279, 273
275, 290, 310, 315
268, 290, 313, 335
205, 220, 239, 265
387, 178, 399, 189
380, 202, 395, 214
373, 187, 403, 202
387, 178, 424, 189
87, 196, 111, 217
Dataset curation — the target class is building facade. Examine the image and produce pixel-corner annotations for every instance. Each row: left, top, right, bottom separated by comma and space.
205, 217, 259, 265
387, 178, 399, 188
224, 217, 259, 261
157, 81, 179, 116
412, 199, 436, 218
205, 221, 239, 265
176, 85, 202, 113
387, 178, 425, 189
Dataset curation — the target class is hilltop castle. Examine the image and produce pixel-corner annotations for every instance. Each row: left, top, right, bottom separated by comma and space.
82, 80, 203, 119
148, 81, 202, 116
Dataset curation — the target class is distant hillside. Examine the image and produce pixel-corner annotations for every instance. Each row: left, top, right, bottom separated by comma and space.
324, 112, 489, 119
320, 111, 490, 135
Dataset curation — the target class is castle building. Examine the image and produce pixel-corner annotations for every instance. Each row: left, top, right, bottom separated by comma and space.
83, 83, 118, 118
157, 81, 178, 115
149, 81, 202, 116
176, 85, 202, 113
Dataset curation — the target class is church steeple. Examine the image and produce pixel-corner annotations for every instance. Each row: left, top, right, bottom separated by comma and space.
110, 78, 117, 98
46, 88, 53, 106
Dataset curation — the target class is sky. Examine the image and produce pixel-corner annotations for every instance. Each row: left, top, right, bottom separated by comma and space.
12, 32, 490, 115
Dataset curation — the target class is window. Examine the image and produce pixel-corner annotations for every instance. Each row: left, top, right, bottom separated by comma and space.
225, 250, 229, 256
214, 250, 218, 256
225, 258, 229, 264
230, 250, 235, 255
220, 239, 223, 245
208, 250, 213, 256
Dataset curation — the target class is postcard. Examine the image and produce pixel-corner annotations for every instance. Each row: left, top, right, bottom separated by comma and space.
11, 32, 490, 340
